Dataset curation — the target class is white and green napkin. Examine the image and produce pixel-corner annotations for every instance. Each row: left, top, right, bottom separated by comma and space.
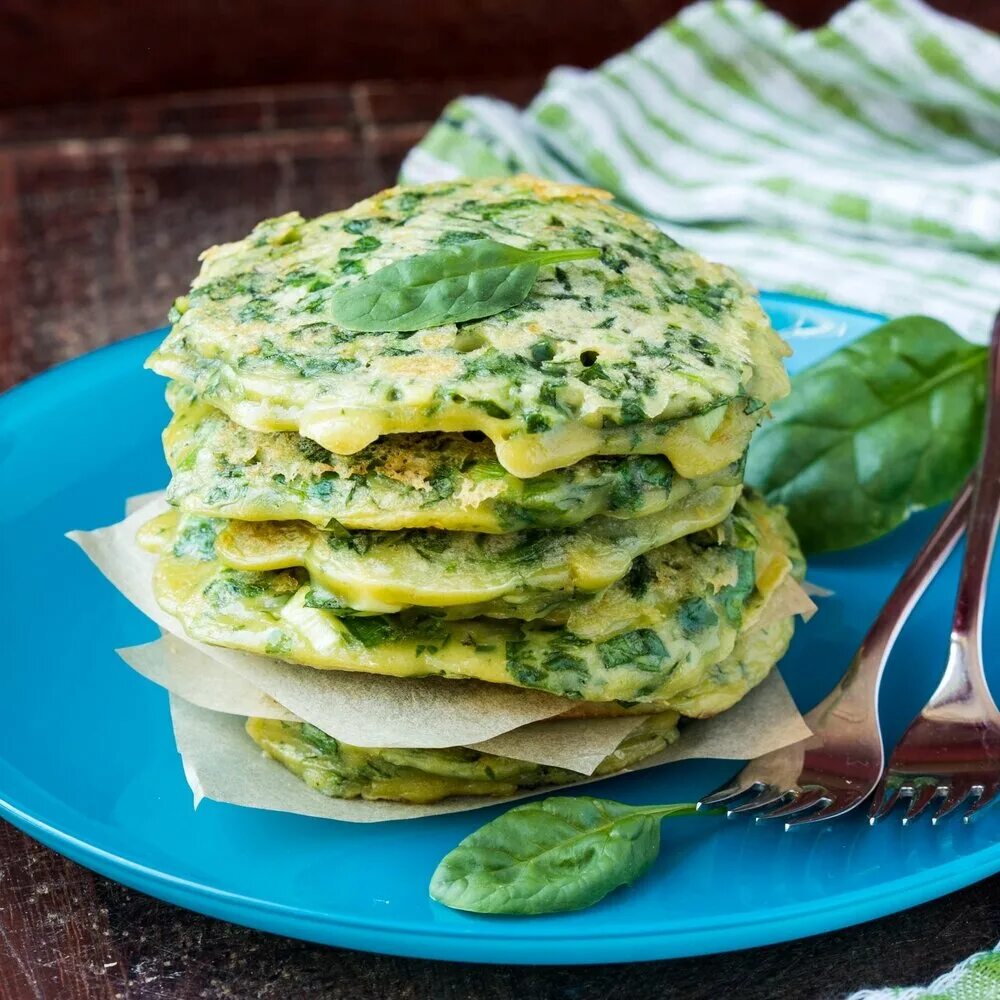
401, 0, 999, 342
848, 942, 1000, 999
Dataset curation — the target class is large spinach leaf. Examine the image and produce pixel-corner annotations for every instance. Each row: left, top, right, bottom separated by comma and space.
429, 796, 700, 915
746, 316, 986, 553
330, 239, 599, 332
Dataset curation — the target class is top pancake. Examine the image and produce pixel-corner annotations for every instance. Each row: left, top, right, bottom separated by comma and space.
148, 176, 790, 478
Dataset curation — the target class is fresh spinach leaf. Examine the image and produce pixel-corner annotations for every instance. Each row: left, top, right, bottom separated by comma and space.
330, 239, 600, 333
746, 315, 986, 553
429, 796, 701, 915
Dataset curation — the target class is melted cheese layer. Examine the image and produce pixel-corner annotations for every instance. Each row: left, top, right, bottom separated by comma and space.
148, 176, 790, 477
164, 384, 745, 532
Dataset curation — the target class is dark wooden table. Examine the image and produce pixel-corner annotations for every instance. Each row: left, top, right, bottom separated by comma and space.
1, 77, 998, 1000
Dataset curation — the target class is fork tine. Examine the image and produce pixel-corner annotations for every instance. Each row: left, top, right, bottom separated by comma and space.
757, 788, 830, 822
901, 784, 944, 826
726, 785, 793, 816
785, 795, 861, 829
697, 779, 763, 810
964, 781, 1000, 823
931, 782, 975, 825
868, 782, 904, 824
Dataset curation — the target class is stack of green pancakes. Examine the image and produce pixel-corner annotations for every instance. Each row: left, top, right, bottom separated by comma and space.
140, 176, 803, 805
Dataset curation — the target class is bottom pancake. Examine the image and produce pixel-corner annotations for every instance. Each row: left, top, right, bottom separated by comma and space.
247, 712, 681, 805
245, 615, 793, 804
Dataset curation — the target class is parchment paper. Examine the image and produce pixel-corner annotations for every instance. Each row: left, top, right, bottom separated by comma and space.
118, 635, 296, 722
170, 668, 811, 823
803, 580, 835, 598
121, 634, 662, 773
754, 576, 818, 628
468, 715, 648, 773
69, 499, 576, 747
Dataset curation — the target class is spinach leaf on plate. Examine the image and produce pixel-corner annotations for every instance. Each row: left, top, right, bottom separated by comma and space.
430, 796, 701, 915
746, 315, 986, 553
330, 239, 600, 333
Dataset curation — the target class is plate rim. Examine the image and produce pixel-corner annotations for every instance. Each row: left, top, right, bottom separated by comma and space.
3, 789, 999, 964
2, 291, 998, 965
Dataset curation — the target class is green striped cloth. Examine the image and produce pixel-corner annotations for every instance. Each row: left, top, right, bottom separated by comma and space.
400, 0, 999, 343
847, 942, 1000, 999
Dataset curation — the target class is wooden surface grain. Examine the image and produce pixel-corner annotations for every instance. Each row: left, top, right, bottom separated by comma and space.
1, 70, 999, 1000
0, 77, 543, 392
3, 0, 996, 109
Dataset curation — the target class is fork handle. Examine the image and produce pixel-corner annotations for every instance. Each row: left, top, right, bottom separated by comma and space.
860, 477, 972, 663
937, 311, 1000, 705
953, 311, 1000, 642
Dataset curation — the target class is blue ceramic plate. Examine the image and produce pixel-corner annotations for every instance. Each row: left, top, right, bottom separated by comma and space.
0, 293, 997, 964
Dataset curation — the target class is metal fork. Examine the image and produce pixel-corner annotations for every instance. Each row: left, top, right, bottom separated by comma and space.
698, 479, 972, 828
701, 310, 1000, 829
869, 313, 1000, 826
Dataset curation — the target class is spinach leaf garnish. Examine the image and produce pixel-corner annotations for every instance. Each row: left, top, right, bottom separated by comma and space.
430, 796, 704, 915
746, 315, 986, 553
330, 239, 600, 333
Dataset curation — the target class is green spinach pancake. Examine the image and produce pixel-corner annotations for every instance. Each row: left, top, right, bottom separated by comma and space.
164, 384, 744, 533
138, 492, 802, 707
148, 176, 790, 478
247, 712, 682, 804
152, 480, 741, 620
